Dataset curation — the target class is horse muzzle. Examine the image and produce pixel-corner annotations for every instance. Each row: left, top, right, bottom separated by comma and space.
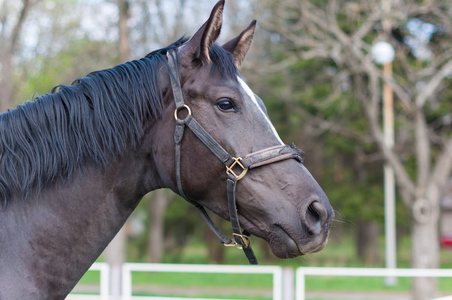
266, 194, 334, 259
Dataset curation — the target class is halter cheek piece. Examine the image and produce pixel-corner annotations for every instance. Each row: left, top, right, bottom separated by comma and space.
167, 52, 303, 264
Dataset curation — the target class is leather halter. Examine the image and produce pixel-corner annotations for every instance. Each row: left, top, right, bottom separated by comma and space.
167, 51, 303, 264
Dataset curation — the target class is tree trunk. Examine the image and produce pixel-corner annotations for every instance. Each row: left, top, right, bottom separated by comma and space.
411, 195, 440, 300
356, 220, 379, 266
206, 226, 225, 264
0, 55, 13, 112
103, 227, 127, 300
205, 213, 226, 264
148, 189, 170, 263
117, 0, 130, 63
102, 2, 131, 298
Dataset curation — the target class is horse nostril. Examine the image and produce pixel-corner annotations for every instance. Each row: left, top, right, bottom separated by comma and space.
306, 201, 327, 236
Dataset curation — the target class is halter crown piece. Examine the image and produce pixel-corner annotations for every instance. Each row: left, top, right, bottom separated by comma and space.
167, 52, 303, 264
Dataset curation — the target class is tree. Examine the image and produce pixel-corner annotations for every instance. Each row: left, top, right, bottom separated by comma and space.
244, 0, 388, 265
102, 1, 131, 299
147, 189, 170, 263
263, 0, 452, 298
0, 0, 36, 112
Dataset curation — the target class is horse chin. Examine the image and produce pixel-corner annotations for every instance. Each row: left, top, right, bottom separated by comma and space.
268, 225, 303, 259
267, 224, 329, 259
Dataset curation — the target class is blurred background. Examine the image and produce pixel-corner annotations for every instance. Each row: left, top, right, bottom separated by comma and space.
2, 0, 452, 299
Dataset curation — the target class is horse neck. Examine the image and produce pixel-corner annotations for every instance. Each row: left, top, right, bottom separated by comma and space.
0, 142, 161, 298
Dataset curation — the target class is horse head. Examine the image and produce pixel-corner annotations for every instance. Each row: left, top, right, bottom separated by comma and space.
152, 0, 334, 259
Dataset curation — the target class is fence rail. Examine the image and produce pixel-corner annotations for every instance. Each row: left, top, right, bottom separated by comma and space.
68, 262, 110, 300
296, 267, 452, 300
121, 263, 283, 300
68, 263, 452, 300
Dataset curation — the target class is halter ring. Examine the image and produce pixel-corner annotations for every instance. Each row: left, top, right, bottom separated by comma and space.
174, 104, 192, 121
223, 233, 251, 249
226, 157, 248, 180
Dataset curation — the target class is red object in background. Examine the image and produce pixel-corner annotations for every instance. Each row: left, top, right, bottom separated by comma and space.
441, 236, 452, 248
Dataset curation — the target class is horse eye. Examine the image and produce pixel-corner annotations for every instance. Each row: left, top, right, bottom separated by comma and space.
217, 99, 235, 112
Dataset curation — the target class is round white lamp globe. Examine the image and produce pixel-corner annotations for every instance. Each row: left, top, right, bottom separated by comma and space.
371, 41, 395, 64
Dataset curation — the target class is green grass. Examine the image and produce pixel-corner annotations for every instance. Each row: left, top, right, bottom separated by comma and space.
132, 291, 271, 300
130, 272, 273, 289
305, 276, 452, 294
129, 272, 273, 299
77, 270, 100, 285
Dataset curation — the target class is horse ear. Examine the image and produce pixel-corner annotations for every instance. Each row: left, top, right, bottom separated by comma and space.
222, 20, 257, 68
182, 0, 224, 63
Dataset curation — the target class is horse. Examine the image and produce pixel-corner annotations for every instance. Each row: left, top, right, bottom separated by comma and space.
0, 1, 333, 298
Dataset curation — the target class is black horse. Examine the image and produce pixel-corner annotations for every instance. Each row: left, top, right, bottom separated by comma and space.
0, 1, 333, 298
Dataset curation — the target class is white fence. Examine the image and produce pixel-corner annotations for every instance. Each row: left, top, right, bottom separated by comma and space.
68, 262, 110, 300
69, 263, 452, 300
296, 267, 452, 300
121, 263, 283, 300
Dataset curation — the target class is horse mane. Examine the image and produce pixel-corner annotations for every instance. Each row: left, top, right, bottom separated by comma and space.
0, 38, 239, 207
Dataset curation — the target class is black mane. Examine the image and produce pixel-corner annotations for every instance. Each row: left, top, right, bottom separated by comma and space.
0, 38, 239, 207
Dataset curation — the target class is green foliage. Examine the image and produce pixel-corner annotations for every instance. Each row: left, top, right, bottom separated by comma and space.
14, 37, 116, 106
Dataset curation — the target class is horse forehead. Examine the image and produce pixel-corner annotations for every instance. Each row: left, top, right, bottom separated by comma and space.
237, 77, 284, 145
237, 77, 264, 108
237, 77, 267, 114
252, 93, 268, 114
184, 68, 229, 92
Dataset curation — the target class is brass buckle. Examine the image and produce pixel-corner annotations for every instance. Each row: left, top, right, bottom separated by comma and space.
226, 157, 248, 180
223, 233, 251, 249
174, 104, 192, 121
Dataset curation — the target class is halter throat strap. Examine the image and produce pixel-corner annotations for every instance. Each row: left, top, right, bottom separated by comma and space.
167, 52, 302, 265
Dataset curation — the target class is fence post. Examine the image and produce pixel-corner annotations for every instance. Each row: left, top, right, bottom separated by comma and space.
295, 268, 306, 300
283, 267, 294, 300
273, 266, 284, 300
98, 263, 111, 300
121, 264, 132, 300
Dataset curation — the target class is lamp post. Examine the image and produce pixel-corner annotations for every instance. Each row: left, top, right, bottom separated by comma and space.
371, 41, 397, 285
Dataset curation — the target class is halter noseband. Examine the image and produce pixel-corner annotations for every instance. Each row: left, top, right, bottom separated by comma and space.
167, 52, 303, 264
